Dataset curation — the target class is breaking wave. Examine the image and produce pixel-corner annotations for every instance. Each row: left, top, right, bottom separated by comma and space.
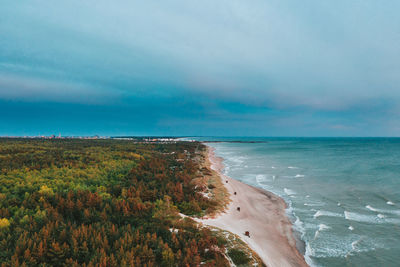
344, 211, 378, 223
284, 188, 296, 196
314, 224, 331, 239
313, 210, 343, 219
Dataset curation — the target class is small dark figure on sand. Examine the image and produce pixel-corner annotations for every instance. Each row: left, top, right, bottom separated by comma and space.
234, 192, 237, 195
226, 180, 228, 183
237, 207, 240, 212
245, 231, 250, 237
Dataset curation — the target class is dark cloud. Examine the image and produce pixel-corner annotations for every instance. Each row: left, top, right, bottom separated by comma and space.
0, 0, 399, 136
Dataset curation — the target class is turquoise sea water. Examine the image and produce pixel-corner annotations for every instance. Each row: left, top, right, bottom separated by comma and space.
190, 137, 400, 266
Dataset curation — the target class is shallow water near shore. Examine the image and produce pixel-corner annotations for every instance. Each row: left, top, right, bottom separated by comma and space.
188, 137, 400, 267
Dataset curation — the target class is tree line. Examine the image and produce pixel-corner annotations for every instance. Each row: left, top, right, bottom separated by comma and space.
0, 139, 229, 266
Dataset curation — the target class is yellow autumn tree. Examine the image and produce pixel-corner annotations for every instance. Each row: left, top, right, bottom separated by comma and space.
0, 218, 10, 229
39, 185, 54, 196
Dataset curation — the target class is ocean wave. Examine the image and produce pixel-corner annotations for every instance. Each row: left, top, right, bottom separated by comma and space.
314, 224, 331, 239
293, 215, 305, 232
255, 174, 267, 183
384, 218, 400, 224
288, 166, 298, 169
284, 188, 296, 196
347, 236, 385, 256
345, 210, 400, 224
344, 211, 378, 223
309, 235, 359, 259
387, 201, 395, 205
228, 156, 246, 165
318, 223, 331, 231
366, 205, 379, 212
303, 227, 380, 263
384, 209, 400, 216
285, 202, 294, 215
294, 174, 305, 178
351, 237, 364, 252
310, 234, 382, 259
365, 205, 400, 216
304, 202, 325, 207
313, 210, 343, 219
304, 242, 315, 266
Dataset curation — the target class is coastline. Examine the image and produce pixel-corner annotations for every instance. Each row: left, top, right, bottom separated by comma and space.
198, 145, 308, 267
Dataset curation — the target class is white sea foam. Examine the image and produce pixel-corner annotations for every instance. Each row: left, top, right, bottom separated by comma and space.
313, 210, 343, 219
255, 174, 267, 183
284, 188, 296, 196
384, 209, 400, 216
349, 236, 379, 255
271, 166, 276, 169
229, 156, 245, 165
387, 201, 395, 205
293, 216, 305, 235
366, 205, 378, 212
286, 203, 294, 215
351, 237, 363, 251
294, 174, 305, 178
344, 211, 377, 223
344, 210, 400, 224
365, 205, 400, 216
319, 224, 331, 231
348, 225, 354, 231
304, 242, 315, 266
314, 224, 331, 239
384, 218, 400, 224
288, 166, 298, 169
311, 235, 365, 259
304, 202, 325, 207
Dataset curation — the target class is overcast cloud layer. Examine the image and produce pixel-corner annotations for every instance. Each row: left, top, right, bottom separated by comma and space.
1, 0, 400, 136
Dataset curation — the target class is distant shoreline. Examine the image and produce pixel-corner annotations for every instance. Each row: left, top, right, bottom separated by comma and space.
201, 141, 268, 143
197, 145, 308, 267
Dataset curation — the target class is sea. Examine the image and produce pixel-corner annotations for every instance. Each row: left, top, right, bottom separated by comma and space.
186, 137, 400, 267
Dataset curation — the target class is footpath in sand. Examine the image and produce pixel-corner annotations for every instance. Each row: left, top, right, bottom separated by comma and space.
197, 147, 308, 267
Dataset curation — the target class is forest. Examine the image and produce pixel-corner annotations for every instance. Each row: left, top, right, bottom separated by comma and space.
0, 138, 236, 266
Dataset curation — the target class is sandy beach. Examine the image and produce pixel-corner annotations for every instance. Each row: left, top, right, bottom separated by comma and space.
198, 147, 308, 267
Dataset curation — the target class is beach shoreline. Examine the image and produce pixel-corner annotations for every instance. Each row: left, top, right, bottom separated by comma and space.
198, 145, 308, 267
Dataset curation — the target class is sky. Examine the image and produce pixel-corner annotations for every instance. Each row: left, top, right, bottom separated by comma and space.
1, 0, 400, 136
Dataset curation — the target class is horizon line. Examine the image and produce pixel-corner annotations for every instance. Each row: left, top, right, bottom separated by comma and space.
1, 135, 400, 138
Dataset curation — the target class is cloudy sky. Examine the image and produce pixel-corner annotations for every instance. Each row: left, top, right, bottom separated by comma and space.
1, 0, 400, 136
